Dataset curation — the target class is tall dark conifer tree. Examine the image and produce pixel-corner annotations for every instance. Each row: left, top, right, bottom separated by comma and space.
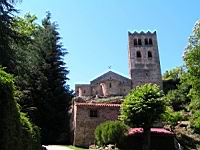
33, 13, 73, 144
0, 0, 22, 72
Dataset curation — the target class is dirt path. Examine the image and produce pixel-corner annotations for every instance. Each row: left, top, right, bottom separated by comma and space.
44, 145, 72, 150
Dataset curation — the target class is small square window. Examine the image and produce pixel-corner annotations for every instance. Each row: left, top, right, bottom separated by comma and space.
90, 110, 98, 117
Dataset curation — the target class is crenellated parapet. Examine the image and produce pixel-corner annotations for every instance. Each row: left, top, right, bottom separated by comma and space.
128, 31, 156, 36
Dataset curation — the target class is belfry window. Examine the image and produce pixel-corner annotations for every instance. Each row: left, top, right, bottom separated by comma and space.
134, 39, 137, 46
149, 38, 153, 45
109, 83, 112, 88
138, 39, 142, 45
145, 38, 148, 45
136, 51, 142, 58
148, 51, 152, 58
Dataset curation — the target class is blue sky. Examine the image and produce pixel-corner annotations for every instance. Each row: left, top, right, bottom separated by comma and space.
16, 0, 199, 90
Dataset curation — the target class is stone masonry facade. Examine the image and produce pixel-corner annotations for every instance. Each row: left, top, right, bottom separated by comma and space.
75, 71, 132, 97
128, 31, 162, 89
73, 102, 120, 147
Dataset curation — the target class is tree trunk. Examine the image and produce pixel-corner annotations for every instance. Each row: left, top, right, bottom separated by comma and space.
143, 128, 151, 150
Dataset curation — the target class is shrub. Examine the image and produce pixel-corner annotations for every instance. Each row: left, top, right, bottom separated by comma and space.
0, 68, 40, 150
95, 121, 129, 148
190, 111, 200, 133
162, 107, 184, 128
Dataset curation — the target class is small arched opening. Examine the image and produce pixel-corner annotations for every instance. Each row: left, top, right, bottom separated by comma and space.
109, 83, 112, 88
145, 38, 148, 45
138, 39, 142, 46
149, 38, 153, 45
148, 51, 152, 58
134, 39, 137, 46
136, 51, 142, 58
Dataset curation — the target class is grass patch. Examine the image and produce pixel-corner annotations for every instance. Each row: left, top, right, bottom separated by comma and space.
62, 145, 88, 150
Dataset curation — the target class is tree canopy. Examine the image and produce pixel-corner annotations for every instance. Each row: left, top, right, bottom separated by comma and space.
120, 83, 165, 150
120, 83, 165, 128
183, 20, 200, 133
0, 1, 73, 144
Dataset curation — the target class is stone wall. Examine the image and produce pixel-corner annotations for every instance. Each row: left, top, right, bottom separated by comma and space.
75, 84, 91, 96
100, 80, 131, 96
73, 102, 120, 147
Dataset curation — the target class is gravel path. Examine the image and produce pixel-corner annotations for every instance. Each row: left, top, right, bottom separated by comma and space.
43, 145, 72, 150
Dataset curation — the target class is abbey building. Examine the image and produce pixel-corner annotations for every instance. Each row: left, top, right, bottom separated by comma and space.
72, 31, 162, 147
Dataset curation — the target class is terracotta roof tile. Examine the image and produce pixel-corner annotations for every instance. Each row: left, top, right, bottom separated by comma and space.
75, 102, 121, 107
128, 128, 174, 135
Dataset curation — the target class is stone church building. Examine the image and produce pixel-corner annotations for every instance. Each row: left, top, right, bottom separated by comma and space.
72, 31, 162, 147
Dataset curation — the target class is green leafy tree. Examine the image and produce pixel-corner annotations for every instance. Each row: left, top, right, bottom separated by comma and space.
6, 13, 43, 127
95, 121, 129, 148
165, 89, 189, 111
184, 20, 200, 110
184, 20, 200, 132
120, 83, 165, 150
162, 67, 183, 81
162, 67, 184, 93
162, 107, 184, 129
163, 67, 191, 111
190, 111, 200, 133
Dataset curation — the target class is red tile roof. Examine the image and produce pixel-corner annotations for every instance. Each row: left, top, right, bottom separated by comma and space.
75, 102, 121, 107
128, 128, 174, 136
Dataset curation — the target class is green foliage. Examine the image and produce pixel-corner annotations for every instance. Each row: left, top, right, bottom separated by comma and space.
28, 12, 73, 144
0, 0, 25, 72
0, 68, 40, 150
184, 20, 200, 110
0, 67, 15, 91
5, 12, 73, 144
162, 107, 184, 127
162, 67, 184, 94
1, 0, 72, 146
183, 20, 200, 133
13, 13, 38, 37
165, 89, 189, 111
190, 111, 200, 133
95, 121, 129, 147
120, 83, 165, 128
162, 67, 183, 81
20, 112, 40, 142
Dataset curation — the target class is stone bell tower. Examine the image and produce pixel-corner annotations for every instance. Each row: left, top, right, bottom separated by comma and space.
128, 31, 162, 89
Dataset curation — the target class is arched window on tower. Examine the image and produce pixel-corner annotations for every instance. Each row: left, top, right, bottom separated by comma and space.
136, 51, 142, 58
148, 51, 152, 58
109, 83, 112, 88
145, 38, 148, 45
134, 39, 137, 46
138, 39, 142, 46
149, 38, 153, 45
